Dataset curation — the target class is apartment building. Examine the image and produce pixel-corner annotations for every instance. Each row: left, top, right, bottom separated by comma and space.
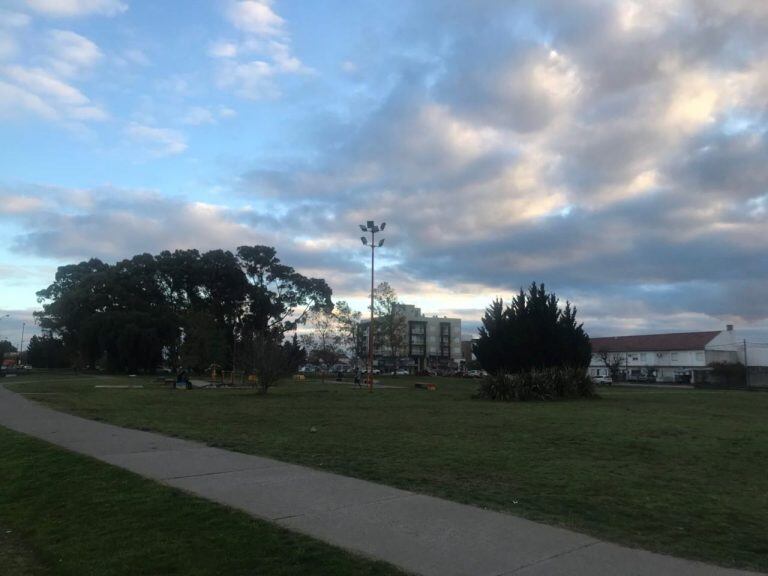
359, 304, 461, 372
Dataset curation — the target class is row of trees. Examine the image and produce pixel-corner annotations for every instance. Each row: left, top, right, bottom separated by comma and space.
34, 246, 333, 391
32, 249, 592, 392
300, 282, 406, 378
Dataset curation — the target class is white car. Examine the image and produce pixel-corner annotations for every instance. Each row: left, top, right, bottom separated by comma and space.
592, 374, 613, 385
394, 368, 410, 376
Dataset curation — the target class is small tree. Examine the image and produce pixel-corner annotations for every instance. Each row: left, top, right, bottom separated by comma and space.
0, 340, 17, 357
251, 331, 305, 394
305, 309, 343, 383
26, 335, 70, 369
474, 283, 591, 374
334, 300, 362, 368
374, 282, 407, 372
595, 349, 624, 380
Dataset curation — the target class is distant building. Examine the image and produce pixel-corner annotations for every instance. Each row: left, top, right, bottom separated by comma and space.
359, 304, 461, 372
589, 325, 767, 386
461, 340, 475, 363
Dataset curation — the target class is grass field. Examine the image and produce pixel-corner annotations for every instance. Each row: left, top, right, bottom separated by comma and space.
0, 424, 407, 576
5, 372, 768, 572
0, 527, 46, 576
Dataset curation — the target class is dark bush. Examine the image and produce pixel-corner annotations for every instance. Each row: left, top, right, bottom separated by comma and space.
475, 367, 597, 401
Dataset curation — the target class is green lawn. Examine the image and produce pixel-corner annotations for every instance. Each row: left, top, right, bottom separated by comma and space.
0, 527, 46, 576
0, 424, 407, 576
6, 372, 768, 572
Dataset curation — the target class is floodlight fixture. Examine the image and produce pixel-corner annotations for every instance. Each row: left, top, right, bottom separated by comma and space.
367, 220, 374, 228
361, 236, 368, 245
378, 239, 385, 247
372, 225, 380, 233
359, 224, 367, 232
380, 222, 386, 231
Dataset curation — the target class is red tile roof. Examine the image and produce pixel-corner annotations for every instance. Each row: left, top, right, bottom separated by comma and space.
590, 331, 721, 353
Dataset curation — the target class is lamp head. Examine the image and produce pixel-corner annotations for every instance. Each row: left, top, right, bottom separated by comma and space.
378, 239, 385, 247
366, 220, 374, 229
360, 237, 368, 245
380, 222, 386, 231
359, 224, 367, 232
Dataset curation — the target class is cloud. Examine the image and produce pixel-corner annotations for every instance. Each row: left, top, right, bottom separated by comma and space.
120, 48, 149, 66
3, 0, 768, 338
1, 195, 46, 214
0, 26, 107, 124
211, 1, 309, 99
181, 105, 237, 125
0, 184, 368, 304
0, 10, 30, 61
0, 307, 42, 343
226, 0, 284, 37
227, 0, 768, 332
125, 122, 187, 156
23, 0, 127, 18
0, 10, 31, 29
0, 65, 107, 121
208, 41, 239, 59
44, 30, 103, 77
0, 79, 57, 119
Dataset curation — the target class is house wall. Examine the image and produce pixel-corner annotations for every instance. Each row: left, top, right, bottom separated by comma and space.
707, 330, 768, 367
589, 349, 722, 382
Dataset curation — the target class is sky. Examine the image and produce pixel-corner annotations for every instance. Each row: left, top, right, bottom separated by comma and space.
1, 0, 768, 344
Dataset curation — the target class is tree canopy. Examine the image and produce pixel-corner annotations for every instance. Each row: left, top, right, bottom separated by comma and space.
374, 282, 407, 365
25, 334, 70, 369
473, 282, 591, 374
35, 246, 333, 374
0, 340, 18, 361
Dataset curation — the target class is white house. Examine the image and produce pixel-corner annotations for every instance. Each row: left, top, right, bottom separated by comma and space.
589, 327, 741, 384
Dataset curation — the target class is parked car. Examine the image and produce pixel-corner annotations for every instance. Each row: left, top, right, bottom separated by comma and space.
394, 368, 410, 376
592, 374, 613, 385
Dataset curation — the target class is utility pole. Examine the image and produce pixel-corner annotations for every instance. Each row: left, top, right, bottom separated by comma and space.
744, 339, 750, 390
359, 221, 386, 392
18, 322, 26, 366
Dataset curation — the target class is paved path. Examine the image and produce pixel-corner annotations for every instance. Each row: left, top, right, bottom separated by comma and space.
0, 385, 761, 576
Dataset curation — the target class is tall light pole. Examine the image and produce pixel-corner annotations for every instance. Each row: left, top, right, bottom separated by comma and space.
360, 221, 385, 392
19, 322, 26, 366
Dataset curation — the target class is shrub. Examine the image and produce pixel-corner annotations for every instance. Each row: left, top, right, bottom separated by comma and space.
475, 367, 597, 401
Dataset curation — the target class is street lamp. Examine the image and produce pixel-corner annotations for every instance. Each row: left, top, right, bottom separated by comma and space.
360, 220, 385, 392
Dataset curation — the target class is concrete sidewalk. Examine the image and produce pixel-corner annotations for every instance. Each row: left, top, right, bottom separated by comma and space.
0, 385, 761, 576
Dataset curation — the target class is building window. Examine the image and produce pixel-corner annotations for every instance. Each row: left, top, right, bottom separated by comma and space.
640, 353, 646, 361
671, 352, 678, 361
